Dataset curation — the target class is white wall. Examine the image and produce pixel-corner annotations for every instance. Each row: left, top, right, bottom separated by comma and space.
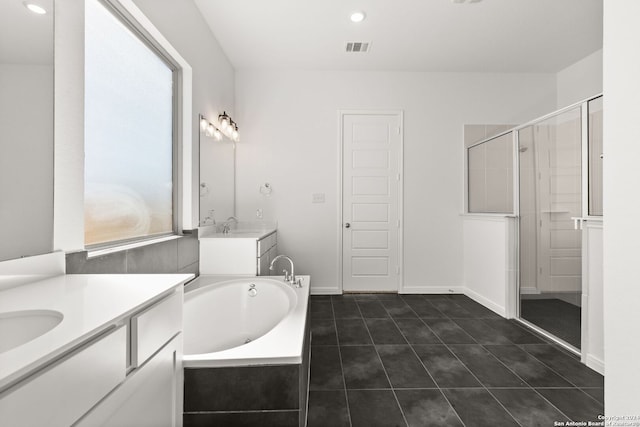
462, 216, 516, 317
582, 222, 603, 374
235, 70, 557, 292
53, 0, 85, 252
603, 1, 640, 415
557, 49, 603, 108
0, 65, 53, 260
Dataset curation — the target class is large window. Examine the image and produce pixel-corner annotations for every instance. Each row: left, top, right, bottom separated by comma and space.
84, 0, 176, 247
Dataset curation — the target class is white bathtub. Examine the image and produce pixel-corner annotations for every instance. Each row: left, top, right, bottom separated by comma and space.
183, 275, 310, 368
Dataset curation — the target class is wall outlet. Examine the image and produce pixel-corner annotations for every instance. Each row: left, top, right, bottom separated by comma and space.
312, 193, 325, 203
256, 208, 263, 219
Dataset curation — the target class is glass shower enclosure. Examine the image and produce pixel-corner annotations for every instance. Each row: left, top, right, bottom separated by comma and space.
517, 96, 603, 350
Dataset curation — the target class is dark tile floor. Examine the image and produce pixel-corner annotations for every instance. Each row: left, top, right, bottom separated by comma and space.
521, 298, 582, 349
307, 293, 604, 427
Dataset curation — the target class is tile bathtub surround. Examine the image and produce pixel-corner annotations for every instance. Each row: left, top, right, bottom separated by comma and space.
65, 231, 199, 275
184, 309, 311, 427
307, 293, 604, 427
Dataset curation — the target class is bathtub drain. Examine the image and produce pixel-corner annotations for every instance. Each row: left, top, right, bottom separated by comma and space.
244, 338, 252, 344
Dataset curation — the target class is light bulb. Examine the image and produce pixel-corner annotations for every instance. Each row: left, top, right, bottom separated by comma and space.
24, 2, 47, 14
214, 129, 222, 141
200, 117, 208, 131
220, 117, 229, 130
206, 124, 214, 137
350, 11, 365, 23
232, 127, 239, 141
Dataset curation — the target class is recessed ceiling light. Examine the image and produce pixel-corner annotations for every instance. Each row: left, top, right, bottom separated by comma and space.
350, 11, 366, 23
23, 2, 47, 14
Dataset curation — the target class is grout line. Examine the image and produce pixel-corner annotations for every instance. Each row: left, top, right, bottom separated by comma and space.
330, 297, 353, 427
434, 337, 527, 426
469, 343, 574, 422
326, 293, 599, 425
513, 346, 605, 414
384, 303, 468, 427
396, 295, 526, 427
356, 299, 410, 427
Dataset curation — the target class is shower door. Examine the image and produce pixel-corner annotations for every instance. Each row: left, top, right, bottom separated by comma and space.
518, 107, 583, 349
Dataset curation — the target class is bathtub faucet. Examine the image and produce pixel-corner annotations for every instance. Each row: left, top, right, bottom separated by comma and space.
269, 255, 302, 288
221, 216, 238, 234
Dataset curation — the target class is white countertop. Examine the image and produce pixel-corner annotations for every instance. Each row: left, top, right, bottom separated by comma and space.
0, 273, 193, 391
201, 229, 276, 240
198, 221, 277, 240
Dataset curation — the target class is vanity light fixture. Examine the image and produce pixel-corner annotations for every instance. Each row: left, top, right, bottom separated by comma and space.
206, 123, 215, 137
200, 113, 237, 142
24, 2, 47, 14
350, 11, 366, 23
218, 111, 240, 141
219, 112, 230, 131
232, 124, 239, 142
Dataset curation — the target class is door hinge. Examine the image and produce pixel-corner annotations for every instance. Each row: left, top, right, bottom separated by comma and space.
539, 219, 542, 227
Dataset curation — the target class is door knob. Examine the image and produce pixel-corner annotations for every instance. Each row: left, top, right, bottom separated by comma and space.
345, 223, 351, 228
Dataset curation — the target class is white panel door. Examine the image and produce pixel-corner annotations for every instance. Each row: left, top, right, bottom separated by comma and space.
535, 111, 582, 293
342, 113, 401, 292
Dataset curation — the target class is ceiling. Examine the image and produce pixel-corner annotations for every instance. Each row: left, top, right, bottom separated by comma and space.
0, 0, 53, 64
194, 0, 603, 73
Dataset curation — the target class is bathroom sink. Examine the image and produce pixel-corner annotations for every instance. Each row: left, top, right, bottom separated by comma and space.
0, 310, 63, 354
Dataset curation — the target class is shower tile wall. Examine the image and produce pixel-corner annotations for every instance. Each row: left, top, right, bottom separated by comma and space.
183, 310, 311, 427
65, 230, 199, 275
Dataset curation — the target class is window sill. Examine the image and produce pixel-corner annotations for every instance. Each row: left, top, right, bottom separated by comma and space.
87, 235, 182, 259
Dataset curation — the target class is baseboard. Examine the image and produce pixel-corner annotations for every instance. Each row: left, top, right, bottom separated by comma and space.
586, 354, 605, 375
310, 285, 342, 295
311, 285, 467, 295
400, 285, 465, 295
520, 286, 541, 295
463, 287, 506, 317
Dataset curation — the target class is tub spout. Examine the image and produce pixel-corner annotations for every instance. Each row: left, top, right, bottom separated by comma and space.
269, 255, 301, 287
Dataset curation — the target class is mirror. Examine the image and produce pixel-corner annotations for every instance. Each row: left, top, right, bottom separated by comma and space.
0, 0, 54, 261
199, 117, 235, 226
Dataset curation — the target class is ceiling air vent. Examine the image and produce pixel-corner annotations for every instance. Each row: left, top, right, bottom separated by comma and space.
345, 42, 371, 53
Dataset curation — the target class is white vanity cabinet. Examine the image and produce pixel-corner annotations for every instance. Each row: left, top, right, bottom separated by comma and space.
0, 274, 189, 427
257, 231, 278, 276
0, 326, 128, 427
200, 230, 277, 275
76, 288, 184, 427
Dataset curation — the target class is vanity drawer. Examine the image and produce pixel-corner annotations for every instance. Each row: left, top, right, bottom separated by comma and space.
257, 232, 276, 257
131, 290, 182, 368
0, 326, 126, 427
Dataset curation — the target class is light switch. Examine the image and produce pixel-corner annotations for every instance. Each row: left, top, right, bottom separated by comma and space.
312, 193, 325, 203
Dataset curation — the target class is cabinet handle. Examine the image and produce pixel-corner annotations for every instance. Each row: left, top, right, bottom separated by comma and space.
345, 223, 351, 229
